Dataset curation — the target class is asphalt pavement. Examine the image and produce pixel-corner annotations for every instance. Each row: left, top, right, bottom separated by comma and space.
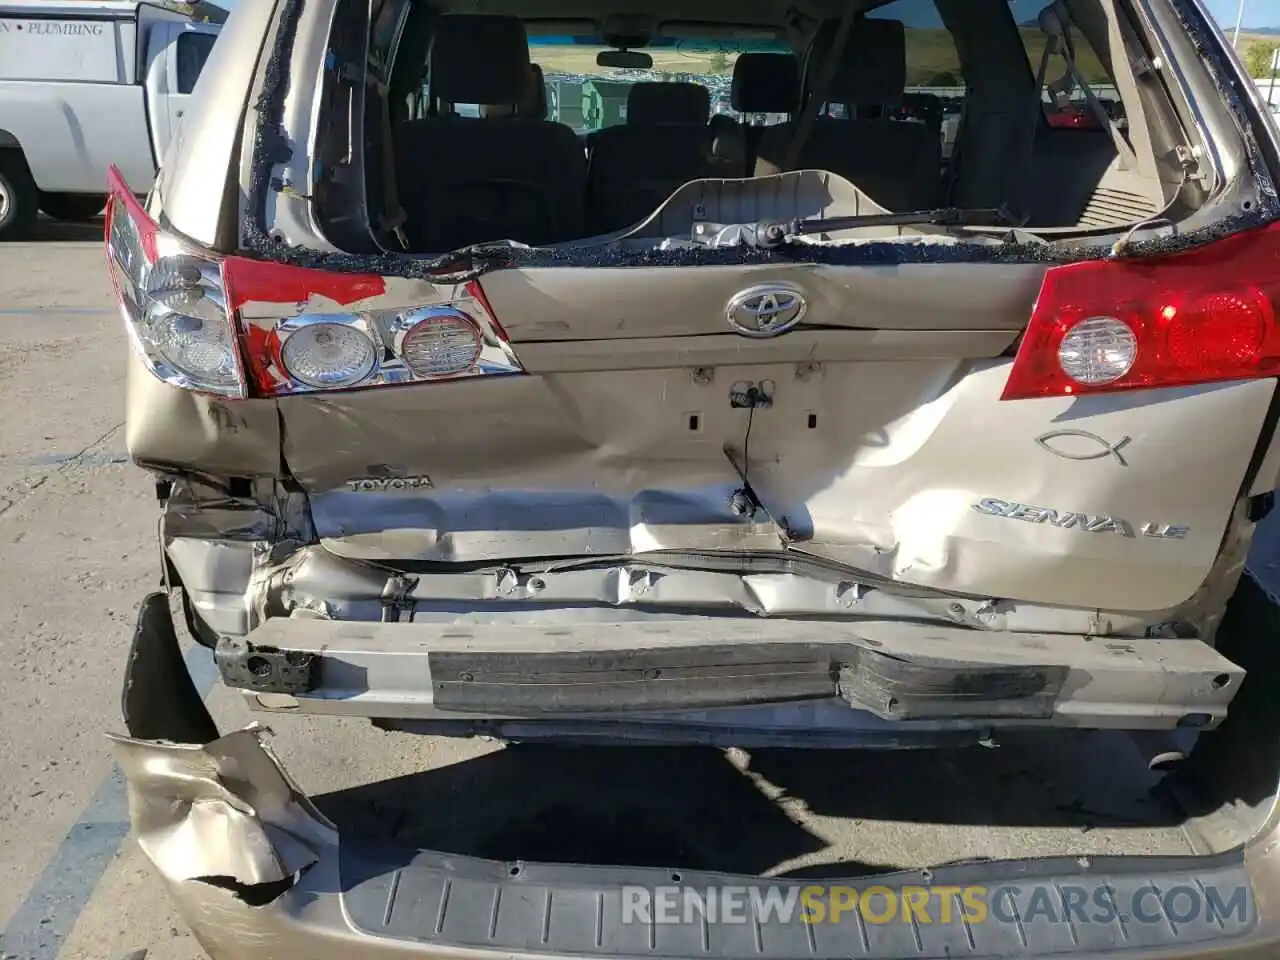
0, 225, 1277, 960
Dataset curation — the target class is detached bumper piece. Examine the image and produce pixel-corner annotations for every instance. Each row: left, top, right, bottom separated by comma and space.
108, 724, 1280, 960
215, 617, 1245, 730
117, 592, 1280, 959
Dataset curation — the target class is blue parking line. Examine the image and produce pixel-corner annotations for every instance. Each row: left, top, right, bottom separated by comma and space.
0, 644, 218, 960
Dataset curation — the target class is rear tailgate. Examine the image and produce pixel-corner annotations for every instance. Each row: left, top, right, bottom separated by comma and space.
220, 256, 1278, 616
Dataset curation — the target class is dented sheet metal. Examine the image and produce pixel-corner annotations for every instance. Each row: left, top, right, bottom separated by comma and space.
124, 0, 1269, 653
108, 726, 334, 888
161, 538, 1181, 642
185, 188, 1280, 620
268, 359, 1270, 614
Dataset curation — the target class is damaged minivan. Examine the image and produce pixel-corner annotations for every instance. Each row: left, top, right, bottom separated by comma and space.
106, 0, 1280, 953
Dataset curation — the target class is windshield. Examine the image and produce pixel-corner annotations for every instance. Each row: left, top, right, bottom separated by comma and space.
526, 35, 793, 133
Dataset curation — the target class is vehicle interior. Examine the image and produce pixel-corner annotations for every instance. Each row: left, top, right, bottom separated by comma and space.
313, 0, 1210, 255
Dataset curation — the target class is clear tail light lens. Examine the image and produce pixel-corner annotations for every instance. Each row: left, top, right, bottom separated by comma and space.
278, 316, 380, 388
1002, 222, 1280, 400
227, 276, 522, 397
104, 165, 523, 400
105, 167, 247, 397
1056, 316, 1137, 385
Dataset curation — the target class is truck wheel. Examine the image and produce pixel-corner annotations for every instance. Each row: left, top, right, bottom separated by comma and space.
0, 152, 39, 240
39, 192, 106, 222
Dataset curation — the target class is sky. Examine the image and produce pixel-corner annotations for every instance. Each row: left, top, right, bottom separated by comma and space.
1207, 0, 1280, 28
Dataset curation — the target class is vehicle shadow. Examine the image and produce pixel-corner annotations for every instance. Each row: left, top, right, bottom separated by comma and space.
314, 727, 1183, 876
316, 742, 840, 876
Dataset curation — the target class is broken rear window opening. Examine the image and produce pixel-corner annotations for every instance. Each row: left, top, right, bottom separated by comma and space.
247, 0, 1278, 276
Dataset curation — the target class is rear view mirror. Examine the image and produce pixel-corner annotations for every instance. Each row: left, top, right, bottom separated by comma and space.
597, 49, 652, 69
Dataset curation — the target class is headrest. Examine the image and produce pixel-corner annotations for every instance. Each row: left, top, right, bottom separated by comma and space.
520, 64, 547, 119
626, 82, 710, 124
430, 15, 530, 105
804, 17, 906, 105
731, 52, 800, 114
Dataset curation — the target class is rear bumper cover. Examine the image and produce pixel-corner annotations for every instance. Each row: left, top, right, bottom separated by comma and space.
116, 593, 1280, 960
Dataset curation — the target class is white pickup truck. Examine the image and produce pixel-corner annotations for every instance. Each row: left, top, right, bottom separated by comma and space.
0, 0, 224, 238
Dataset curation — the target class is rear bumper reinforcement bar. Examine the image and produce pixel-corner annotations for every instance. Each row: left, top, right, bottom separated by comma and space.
212, 613, 1245, 729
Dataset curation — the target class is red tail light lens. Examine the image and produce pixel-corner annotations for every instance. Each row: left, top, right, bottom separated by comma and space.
105, 165, 523, 399
1001, 222, 1280, 400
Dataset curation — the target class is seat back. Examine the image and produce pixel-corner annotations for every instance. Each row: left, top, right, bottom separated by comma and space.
708, 113, 746, 171
901, 91, 943, 140
394, 15, 586, 250
754, 18, 942, 211
625, 82, 710, 124
729, 52, 799, 165
586, 81, 745, 234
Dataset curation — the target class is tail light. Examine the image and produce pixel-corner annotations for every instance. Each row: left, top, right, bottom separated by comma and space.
1001, 221, 1280, 400
227, 267, 521, 396
106, 168, 247, 397
105, 166, 521, 399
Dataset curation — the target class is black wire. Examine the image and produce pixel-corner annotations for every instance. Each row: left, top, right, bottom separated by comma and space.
736, 395, 762, 516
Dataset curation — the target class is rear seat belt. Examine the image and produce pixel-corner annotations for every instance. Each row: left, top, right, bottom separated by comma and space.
1009, 17, 1060, 221
1011, 0, 1136, 219
941, 99, 967, 205
1048, 6, 1136, 168
781, 2, 859, 171
372, 75, 409, 250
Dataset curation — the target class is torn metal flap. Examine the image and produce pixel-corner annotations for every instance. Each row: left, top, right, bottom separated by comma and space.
107, 725, 336, 886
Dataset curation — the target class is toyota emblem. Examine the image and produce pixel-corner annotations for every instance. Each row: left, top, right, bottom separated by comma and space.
725, 284, 808, 338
